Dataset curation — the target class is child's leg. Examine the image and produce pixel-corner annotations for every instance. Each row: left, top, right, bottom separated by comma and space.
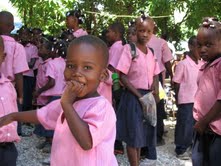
175, 103, 194, 155
126, 145, 139, 166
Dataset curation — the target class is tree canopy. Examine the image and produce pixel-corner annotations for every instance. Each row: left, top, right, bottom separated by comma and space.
8, 0, 221, 49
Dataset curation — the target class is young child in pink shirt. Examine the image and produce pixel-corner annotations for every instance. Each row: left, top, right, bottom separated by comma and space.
173, 36, 203, 159
191, 18, 221, 166
0, 35, 117, 166
65, 9, 88, 38
116, 15, 160, 166
0, 35, 20, 166
19, 27, 39, 111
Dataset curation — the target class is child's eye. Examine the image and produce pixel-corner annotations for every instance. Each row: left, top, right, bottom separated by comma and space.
83, 66, 92, 70
205, 43, 212, 47
66, 64, 75, 69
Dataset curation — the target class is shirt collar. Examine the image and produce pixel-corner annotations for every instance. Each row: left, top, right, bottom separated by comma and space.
200, 57, 221, 70
1, 35, 15, 42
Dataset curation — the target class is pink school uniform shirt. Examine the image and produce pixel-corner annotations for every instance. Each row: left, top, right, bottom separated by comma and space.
73, 28, 88, 38
36, 58, 52, 105
116, 44, 160, 90
23, 43, 39, 77
108, 41, 124, 69
173, 55, 204, 104
97, 70, 113, 103
41, 57, 66, 97
193, 57, 221, 135
0, 74, 20, 143
0, 35, 29, 81
148, 34, 173, 73
37, 96, 118, 166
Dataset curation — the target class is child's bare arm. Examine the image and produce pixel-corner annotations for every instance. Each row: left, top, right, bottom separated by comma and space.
0, 110, 39, 128
15, 73, 23, 104
120, 72, 142, 98
60, 81, 93, 150
194, 100, 221, 134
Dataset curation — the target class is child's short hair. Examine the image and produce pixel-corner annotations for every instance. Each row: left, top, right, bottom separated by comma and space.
199, 17, 221, 40
188, 35, 197, 46
68, 35, 109, 67
0, 11, 14, 26
66, 9, 85, 24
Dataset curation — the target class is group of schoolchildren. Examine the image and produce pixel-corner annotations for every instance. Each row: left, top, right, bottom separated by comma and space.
0, 8, 221, 166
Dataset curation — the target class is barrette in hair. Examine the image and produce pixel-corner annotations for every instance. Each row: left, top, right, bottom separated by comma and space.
202, 21, 216, 28
66, 11, 71, 17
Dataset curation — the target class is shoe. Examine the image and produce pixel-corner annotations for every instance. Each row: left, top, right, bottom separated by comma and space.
42, 142, 51, 153
176, 151, 190, 160
36, 141, 49, 149
157, 139, 165, 146
140, 158, 156, 166
42, 157, 50, 165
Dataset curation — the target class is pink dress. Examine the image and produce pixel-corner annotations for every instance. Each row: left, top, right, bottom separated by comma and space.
116, 44, 160, 90
148, 35, 173, 73
41, 57, 66, 97
193, 57, 221, 135
108, 41, 124, 69
0, 35, 29, 81
73, 28, 88, 38
37, 96, 118, 166
173, 55, 204, 104
0, 73, 20, 143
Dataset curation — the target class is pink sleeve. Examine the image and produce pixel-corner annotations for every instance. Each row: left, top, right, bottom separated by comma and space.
37, 100, 62, 130
217, 62, 221, 100
45, 62, 56, 79
83, 101, 111, 148
173, 62, 184, 84
162, 42, 173, 63
13, 43, 29, 74
116, 45, 132, 75
31, 45, 39, 59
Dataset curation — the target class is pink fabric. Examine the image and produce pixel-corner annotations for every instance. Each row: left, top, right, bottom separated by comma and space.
116, 44, 160, 90
37, 96, 117, 166
0, 35, 29, 81
41, 57, 66, 96
73, 28, 88, 38
97, 70, 113, 103
23, 43, 39, 77
148, 35, 173, 73
108, 41, 124, 68
36, 58, 52, 105
173, 56, 204, 104
0, 74, 20, 143
193, 57, 221, 135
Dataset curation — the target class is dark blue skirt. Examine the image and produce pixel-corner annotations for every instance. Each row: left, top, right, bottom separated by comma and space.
116, 89, 156, 148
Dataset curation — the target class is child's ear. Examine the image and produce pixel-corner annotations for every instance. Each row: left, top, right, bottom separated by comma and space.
99, 69, 109, 82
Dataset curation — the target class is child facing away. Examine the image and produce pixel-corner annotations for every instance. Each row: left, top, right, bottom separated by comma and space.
65, 9, 88, 38
0, 35, 20, 166
173, 36, 204, 160
0, 35, 118, 166
191, 18, 221, 166
115, 15, 160, 166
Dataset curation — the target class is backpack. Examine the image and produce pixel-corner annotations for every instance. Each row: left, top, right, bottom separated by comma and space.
129, 42, 154, 60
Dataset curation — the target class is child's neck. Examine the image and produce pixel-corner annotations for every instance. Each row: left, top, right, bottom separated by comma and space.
136, 42, 147, 54
188, 52, 198, 64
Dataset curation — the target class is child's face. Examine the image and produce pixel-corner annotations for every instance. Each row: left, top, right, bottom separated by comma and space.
64, 43, 107, 98
189, 39, 200, 60
197, 28, 221, 62
127, 27, 137, 43
38, 41, 50, 59
66, 16, 76, 29
136, 20, 153, 45
106, 28, 116, 43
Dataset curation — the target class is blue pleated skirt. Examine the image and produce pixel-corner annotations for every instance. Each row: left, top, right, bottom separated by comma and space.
116, 89, 156, 148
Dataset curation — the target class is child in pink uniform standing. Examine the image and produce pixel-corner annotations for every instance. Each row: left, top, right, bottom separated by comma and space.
0, 35, 20, 166
191, 18, 221, 166
0, 35, 117, 166
116, 15, 160, 166
66, 9, 88, 38
20, 27, 39, 111
173, 36, 203, 159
